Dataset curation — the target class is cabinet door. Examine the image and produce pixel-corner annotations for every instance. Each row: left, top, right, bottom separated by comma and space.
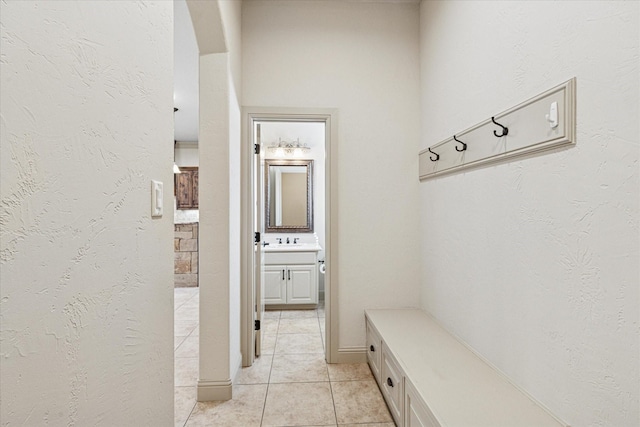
264, 265, 286, 305
191, 169, 198, 208
286, 264, 316, 304
381, 344, 404, 426
366, 319, 382, 382
405, 379, 440, 427
175, 167, 198, 209
175, 172, 193, 209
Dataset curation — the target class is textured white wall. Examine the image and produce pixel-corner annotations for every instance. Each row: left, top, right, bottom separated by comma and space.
190, 0, 243, 396
419, 1, 639, 426
198, 52, 232, 398
243, 0, 422, 351
0, 1, 174, 425
219, 0, 243, 384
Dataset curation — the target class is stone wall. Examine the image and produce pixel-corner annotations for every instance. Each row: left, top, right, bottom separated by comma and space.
174, 223, 198, 287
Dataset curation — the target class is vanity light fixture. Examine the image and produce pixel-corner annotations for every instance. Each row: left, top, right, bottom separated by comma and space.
266, 138, 310, 158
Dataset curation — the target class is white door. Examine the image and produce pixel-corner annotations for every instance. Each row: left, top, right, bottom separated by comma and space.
254, 123, 264, 357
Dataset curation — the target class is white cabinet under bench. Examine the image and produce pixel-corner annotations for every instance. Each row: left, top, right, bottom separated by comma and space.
365, 309, 566, 427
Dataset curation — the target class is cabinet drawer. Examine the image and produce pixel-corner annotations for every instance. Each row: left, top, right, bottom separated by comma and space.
381, 344, 404, 425
366, 319, 382, 382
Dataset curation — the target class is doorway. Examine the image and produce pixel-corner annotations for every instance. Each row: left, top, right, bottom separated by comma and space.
241, 108, 339, 368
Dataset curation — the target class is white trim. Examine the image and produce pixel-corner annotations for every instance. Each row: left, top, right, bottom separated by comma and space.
325, 109, 339, 364
240, 110, 253, 367
336, 347, 367, 364
419, 78, 576, 180
241, 107, 339, 367
197, 379, 232, 401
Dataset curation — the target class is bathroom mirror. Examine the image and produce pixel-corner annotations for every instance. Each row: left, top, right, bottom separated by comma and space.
265, 159, 313, 233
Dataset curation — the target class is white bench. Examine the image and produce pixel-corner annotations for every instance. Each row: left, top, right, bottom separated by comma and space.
365, 309, 566, 427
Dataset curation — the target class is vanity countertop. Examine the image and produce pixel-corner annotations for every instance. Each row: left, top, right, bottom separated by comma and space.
263, 243, 322, 252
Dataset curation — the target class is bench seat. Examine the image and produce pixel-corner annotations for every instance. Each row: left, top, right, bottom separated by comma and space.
365, 309, 565, 427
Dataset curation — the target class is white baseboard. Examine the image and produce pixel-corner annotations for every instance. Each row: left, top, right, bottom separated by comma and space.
265, 303, 318, 310
334, 346, 367, 364
197, 379, 232, 401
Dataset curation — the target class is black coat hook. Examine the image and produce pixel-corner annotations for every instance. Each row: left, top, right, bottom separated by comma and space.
453, 135, 467, 152
491, 116, 508, 137
428, 147, 439, 161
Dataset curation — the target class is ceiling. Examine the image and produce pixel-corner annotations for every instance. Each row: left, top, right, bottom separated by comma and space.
174, 0, 199, 143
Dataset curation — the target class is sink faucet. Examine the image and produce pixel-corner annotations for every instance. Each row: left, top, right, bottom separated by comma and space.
294, 238, 300, 244
276, 238, 282, 244
286, 237, 290, 244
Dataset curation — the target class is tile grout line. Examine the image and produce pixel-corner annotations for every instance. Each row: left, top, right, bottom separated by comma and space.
181, 397, 197, 427
182, 297, 383, 426
174, 287, 199, 426
260, 319, 277, 427
328, 380, 340, 426
259, 352, 276, 426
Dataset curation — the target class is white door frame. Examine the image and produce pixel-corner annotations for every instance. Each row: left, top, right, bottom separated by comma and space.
241, 107, 339, 366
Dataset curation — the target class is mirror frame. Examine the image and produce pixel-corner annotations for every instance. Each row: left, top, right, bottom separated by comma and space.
264, 159, 314, 233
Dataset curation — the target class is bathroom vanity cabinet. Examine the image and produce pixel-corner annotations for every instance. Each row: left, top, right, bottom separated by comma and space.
263, 248, 319, 307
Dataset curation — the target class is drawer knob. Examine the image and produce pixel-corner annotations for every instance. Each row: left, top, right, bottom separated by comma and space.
386, 377, 394, 387
369, 345, 375, 352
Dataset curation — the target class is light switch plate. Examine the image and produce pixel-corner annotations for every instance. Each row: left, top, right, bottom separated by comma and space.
151, 180, 163, 217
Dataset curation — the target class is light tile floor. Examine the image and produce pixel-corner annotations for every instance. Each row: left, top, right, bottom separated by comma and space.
174, 287, 394, 427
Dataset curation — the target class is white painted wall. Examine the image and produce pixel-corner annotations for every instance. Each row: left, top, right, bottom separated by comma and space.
219, 0, 243, 386
0, 1, 174, 425
175, 142, 199, 167
228, 88, 242, 381
188, 0, 243, 398
243, 0, 422, 351
198, 52, 233, 399
419, 2, 639, 426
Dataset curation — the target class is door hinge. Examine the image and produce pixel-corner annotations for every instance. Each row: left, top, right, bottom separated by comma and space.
254, 231, 260, 243
254, 143, 260, 155
254, 320, 261, 331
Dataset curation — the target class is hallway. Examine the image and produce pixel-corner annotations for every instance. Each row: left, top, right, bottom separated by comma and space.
174, 288, 394, 426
